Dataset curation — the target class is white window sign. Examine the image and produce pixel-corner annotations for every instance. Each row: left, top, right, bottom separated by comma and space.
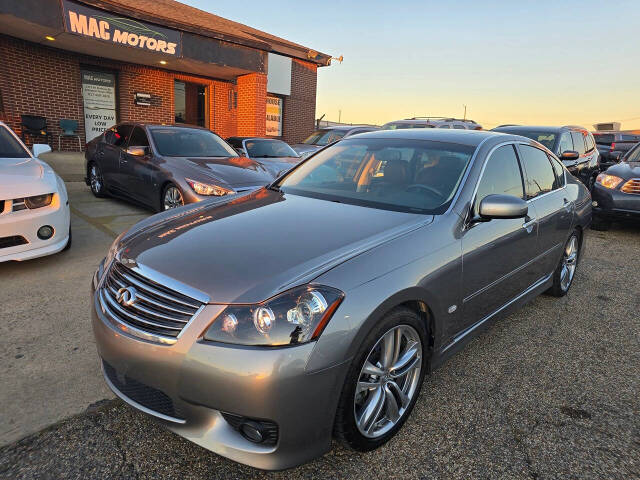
82, 70, 116, 143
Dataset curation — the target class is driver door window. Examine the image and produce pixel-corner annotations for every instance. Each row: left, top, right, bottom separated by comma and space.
558, 133, 573, 154
127, 127, 150, 149
473, 144, 525, 216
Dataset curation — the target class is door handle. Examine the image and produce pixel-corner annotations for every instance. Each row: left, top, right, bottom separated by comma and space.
522, 217, 536, 232
563, 198, 573, 211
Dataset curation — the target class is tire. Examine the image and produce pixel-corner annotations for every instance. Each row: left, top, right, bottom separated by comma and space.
590, 215, 611, 231
547, 230, 580, 297
88, 162, 106, 198
161, 183, 185, 211
334, 307, 427, 451
62, 227, 72, 251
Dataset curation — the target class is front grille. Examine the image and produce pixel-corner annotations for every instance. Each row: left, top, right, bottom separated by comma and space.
103, 360, 183, 420
99, 261, 202, 340
0, 235, 28, 249
0, 200, 4, 213
621, 178, 640, 195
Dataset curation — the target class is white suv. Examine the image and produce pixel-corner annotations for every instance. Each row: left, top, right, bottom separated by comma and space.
382, 117, 482, 130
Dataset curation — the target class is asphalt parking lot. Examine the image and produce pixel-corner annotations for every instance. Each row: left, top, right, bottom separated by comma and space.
1, 155, 639, 479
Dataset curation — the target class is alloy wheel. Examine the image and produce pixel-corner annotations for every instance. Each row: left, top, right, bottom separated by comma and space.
163, 186, 184, 210
354, 325, 422, 438
90, 165, 102, 194
560, 235, 578, 291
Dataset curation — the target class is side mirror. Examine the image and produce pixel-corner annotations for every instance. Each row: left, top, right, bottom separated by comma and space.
32, 144, 52, 158
479, 194, 528, 220
560, 150, 580, 161
126, 146, 148, 156
610, 151, 622, 163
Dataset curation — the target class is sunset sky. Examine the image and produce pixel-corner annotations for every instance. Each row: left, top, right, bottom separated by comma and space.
183, 0, 640, 130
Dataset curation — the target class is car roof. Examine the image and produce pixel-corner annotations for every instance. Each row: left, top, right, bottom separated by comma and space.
493, 125, 587, 134
228, 136, 282, 141
317, 125, 375, 131
346, 128, 511, 147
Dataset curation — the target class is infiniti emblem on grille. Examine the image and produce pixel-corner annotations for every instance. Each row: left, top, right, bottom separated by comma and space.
116, 286, 138, 306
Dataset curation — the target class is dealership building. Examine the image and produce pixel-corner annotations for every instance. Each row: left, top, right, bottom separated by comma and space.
0, 0, 331, 150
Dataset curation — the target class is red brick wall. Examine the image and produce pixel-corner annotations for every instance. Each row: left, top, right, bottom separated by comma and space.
0, 35, 244, 150
282, 59, 317, 144
0, 35, 85, 151
237, 73, 267, 137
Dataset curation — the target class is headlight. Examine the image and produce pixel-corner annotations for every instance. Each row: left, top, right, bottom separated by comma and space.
186, 178, 234, 196
203, 285, 344, 346
596, 173, 623, 189
25, 193, 53, 209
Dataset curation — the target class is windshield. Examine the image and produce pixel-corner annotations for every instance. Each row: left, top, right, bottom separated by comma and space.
245, 139, 298, 158
278, 138, 475, 214
497, 129, 556, 150
593, 134, 614, 145
302, 129, 347, 146
0, 126, 30, 158
382, 122, 432, 130
150, 128, 238, 157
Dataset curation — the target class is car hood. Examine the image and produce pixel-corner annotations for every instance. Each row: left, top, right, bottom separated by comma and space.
174, 156, 274, 188
254, 157, 300, 177
0, 157, 58, 199
117, 189, 432, 304
606, 161, 640, 180
291, 144, 322, 154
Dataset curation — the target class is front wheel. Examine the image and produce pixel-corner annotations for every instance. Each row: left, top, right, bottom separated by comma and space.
334, 307, 427, 451
161, 183, 184, 211
547, 230, 580, 297
88, 163, 106, 198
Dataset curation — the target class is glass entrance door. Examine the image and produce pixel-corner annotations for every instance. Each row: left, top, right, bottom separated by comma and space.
174, 80, 206, 127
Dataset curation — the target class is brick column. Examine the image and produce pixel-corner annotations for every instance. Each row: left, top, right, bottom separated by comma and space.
236, 72, 267, 137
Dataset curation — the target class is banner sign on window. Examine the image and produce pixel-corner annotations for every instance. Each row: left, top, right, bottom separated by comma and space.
82, 71, 116, 143
62, 0, 181, 56
266, 96, 283, 137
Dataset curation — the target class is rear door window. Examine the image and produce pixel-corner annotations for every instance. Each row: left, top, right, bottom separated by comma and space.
549, 155, 565, 188
570, 131, 586, 155
585, 134, 595, 152
518, 145, 556, 199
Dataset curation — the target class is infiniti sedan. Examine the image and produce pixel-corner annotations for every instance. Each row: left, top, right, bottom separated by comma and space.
91, 129, 591, 470
85, 123, 274, 211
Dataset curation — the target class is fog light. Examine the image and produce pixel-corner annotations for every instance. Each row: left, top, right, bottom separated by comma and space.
239, 421, 264, 443
37, 225, 54, 240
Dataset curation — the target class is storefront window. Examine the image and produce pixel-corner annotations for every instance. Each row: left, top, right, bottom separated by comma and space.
266, 96, 283, 136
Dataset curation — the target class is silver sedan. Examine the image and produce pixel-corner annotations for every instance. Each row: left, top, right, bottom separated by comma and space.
91, 129, 591, 470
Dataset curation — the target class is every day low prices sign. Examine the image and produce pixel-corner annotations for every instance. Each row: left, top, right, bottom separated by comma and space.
82, 71, 116, 143
62, 0, 181, 56
266, 96, 283, 137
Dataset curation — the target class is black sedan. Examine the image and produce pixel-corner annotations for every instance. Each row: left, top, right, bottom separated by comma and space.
591, 142, 640, 230
84, 124, 274, 211
226, 137, 301, 178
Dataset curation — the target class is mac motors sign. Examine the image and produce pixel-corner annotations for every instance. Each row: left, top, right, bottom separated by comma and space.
62, 0, 181, 56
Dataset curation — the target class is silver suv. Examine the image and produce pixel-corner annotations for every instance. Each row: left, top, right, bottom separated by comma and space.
382, 117, 482, 130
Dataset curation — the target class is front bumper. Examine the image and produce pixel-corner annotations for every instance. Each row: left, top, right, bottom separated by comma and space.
91, 281, 349, 470
591, 183, 640, 219
0, 195, 70, 262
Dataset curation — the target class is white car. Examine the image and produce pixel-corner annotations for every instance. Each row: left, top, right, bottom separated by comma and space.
0, 122, 71, 262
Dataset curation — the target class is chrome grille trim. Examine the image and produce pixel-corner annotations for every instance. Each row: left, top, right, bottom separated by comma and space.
98, 261, 205, 344
621, 178, 640, 195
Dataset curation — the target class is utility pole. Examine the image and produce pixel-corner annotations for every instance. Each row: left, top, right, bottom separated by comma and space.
463, 105, 467, 121
338, 110, 342, 123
